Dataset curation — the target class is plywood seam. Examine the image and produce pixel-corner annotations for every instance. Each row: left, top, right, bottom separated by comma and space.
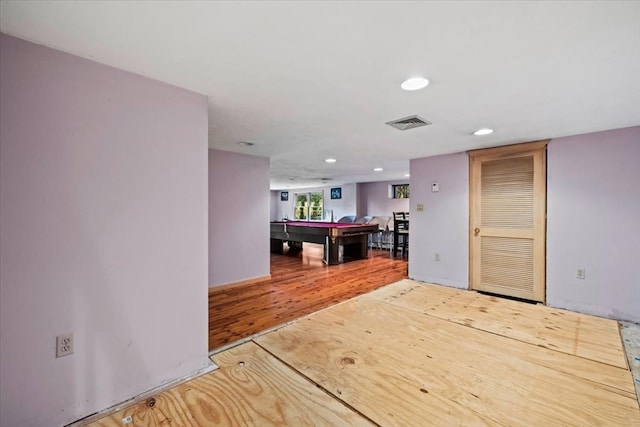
541, 366, 638, 401
366, 289, 630, 370
253, 340, 384, 427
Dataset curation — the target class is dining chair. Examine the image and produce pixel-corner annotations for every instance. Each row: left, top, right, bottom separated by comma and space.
392, 212, 409, 257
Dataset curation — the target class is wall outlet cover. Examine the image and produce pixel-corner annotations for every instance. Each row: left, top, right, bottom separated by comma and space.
56, 333, 74, 358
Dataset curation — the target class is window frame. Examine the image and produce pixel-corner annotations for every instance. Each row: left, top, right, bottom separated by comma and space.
293, 191, 324, 221
391, 184, 410, 199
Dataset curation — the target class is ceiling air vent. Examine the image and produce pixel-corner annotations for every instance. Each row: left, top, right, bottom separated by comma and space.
386, 115, 432, 131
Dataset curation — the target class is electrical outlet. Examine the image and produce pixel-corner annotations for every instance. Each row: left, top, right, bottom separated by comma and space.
435, 253, 440, 262
56, 333, 74, 358
576, 268, 585, 280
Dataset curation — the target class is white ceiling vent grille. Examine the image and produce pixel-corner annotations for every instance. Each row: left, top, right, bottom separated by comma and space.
386, 115, 432, 131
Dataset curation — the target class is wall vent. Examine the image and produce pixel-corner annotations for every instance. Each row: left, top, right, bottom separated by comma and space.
386, 115, 432, 131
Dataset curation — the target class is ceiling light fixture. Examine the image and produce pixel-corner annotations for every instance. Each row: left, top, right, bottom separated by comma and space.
404, 174, 410, 177
325, 158, 337, 163
473, 128, 494, 136
374, 167, 383, 172
238, 141, 254, 146
401, 77, 429, 91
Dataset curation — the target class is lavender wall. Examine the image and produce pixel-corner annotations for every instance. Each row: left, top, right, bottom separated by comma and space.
547, 127, 640, 322
0, 34, 210, 427
327, 183, 358, 220
272, 190, 286, 221
359, 180, 410, 217
408, 128, 639, 321
209, 150, 270, 286
270, 191, 279, 221
356, 183, 367, 217
408, 154, 469, 288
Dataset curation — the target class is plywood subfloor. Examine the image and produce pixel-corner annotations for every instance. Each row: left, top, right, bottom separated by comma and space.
87, 341, 374, 427
88, 280, 639, 427
256, 280, 639, 426
367, 279, 628, 369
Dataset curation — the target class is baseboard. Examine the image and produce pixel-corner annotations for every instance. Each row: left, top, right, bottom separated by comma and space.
209, 274, 272, 293
66, 360, 218, 426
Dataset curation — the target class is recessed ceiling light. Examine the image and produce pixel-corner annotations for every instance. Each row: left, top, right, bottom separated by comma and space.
401, 77, 429, 91
238, 141, 254, 146
374, 167, 383, 172
473, 128, 494, 136
325, 158, 337, 163
404, 174, 410, 177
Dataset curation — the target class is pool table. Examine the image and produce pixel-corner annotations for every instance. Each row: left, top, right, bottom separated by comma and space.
270, 221, 379, 265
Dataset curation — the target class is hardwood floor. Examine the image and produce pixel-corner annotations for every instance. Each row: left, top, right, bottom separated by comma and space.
208, 243, 408, 351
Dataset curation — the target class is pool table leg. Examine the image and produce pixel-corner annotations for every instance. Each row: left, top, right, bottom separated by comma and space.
288, 241, 303, 253
270, 238, 284, 254
324, 236, 341, 265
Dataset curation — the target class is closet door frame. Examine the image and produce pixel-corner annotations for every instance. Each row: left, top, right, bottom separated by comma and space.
468, 140, 548, 302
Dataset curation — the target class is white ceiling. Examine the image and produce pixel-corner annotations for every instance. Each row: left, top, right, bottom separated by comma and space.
2, 1, 639, 190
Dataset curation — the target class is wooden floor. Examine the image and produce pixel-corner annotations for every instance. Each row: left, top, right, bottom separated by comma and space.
89, 277, 640, 426
208, 243, 408, 351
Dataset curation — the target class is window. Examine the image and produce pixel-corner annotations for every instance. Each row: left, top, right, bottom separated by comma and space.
294, 194, 308, 220
392, 184, 410, 199
294, 191, 324, 221
309, 192, 323, 220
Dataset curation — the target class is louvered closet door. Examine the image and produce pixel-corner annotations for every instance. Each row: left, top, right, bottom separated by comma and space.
469, 141, 547, 302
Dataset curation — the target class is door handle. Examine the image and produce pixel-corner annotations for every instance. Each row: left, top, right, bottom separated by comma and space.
474, 227, 480, 236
